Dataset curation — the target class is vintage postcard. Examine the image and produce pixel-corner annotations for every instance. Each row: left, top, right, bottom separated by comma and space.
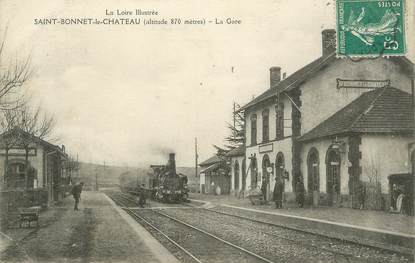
0, 1, 414, 262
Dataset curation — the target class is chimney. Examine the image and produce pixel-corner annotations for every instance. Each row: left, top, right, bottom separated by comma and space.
61, 145, 65, 153
270, 66, 281, 88
322, 29, 336, 56
168, 153, 176, 174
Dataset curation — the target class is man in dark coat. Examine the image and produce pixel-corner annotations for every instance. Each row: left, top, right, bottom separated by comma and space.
71, 182, 84, 211
138, 184, 146, 208
273, 177, 283, 209
295, 178, 305, 208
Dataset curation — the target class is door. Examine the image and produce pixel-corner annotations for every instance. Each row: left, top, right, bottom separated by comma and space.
326, 149, 341, 206
307, 148, 319, 206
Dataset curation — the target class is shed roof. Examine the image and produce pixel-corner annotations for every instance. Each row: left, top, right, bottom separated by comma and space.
225, 145, 245, 157
200, 162, 222, 173
298, 87, 414, 142
199, 155, 224, 167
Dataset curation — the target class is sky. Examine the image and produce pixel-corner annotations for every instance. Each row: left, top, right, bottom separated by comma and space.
0, 0, 414, 167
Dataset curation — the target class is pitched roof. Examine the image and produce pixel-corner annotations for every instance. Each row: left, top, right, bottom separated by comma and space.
225, 145, 245, 157
199, 155, 224, 167
200, 162, 222, 173
239, 53, 337, 111
239, 54, 413, 112
299, 87, 414, 142
0, 127, 67, 157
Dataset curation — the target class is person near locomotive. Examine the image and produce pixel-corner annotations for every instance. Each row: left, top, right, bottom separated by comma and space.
71, 182, 84, 211
273, 176, 284, 209
295, 176, 305, 208
138, 184, 146, 208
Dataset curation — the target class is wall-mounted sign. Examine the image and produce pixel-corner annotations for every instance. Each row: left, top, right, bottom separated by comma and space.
259, 143, 273, 153
0, 148, 37, 156
336, 79, 390, 90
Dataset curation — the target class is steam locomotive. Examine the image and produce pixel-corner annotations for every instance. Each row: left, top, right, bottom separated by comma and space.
121, 153, 189, 203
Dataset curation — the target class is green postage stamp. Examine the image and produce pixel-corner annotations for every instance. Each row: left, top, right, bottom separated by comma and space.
336, 0, 406, 57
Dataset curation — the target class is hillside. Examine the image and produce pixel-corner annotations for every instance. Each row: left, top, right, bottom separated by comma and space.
73, 162, 199, 190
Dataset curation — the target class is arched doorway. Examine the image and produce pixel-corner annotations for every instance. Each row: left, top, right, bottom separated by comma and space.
326, 148, 341, 206
234, 161, 240, 191
242, 159, 246, 191
262, 154, 271, 201
250, 157, 258, 189
307, 148, 320, 206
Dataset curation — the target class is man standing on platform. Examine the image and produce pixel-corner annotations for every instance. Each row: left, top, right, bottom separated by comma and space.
295, 177, 305, 208
71, 182, 84, 211
273, 177, 283, 209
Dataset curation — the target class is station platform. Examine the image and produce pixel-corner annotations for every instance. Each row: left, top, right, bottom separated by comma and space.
189, 193, 415, 253
0, 191, 179, 263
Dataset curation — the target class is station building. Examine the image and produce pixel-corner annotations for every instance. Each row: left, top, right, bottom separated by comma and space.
199, 154, 230, 195
235, 29, 414, 210
0, 128, 69, 206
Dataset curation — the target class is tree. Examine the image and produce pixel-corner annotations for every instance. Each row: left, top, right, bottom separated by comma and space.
0, 28, 33, 231
0, 28, 32, 110
224, 102, 245, 148
0, 108, 20, 186
0, 28, 33, 186
6, 105, 56, 189
65, 155, 80, 185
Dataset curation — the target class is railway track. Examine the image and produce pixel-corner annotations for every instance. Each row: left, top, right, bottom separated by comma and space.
107, 191, 274, 263
107, 191, 412, 262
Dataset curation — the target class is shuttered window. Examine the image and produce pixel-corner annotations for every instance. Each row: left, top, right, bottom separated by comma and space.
276, 103, 284, 140
262, 109, 269, 143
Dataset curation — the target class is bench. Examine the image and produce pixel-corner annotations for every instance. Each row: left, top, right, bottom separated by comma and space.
19, 206, 41, 228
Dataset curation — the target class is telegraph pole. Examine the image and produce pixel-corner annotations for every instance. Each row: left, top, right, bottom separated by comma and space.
95, 171, 99, 191
233, 101, 236, 140
195, 137, 198, 179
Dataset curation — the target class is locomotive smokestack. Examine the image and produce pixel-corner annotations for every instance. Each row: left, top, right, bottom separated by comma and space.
168, 153, 176, 174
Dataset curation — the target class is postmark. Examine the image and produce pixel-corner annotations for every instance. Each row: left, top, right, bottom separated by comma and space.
336, 0, 406, 57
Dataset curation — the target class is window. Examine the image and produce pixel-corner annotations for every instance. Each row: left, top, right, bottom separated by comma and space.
6, 162, 29, 188
250, 114, 257, 145
262, 109, 269, 143
276, 103, 284, 140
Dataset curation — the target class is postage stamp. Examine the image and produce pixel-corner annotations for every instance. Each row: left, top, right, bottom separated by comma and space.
336, 0, 406, 57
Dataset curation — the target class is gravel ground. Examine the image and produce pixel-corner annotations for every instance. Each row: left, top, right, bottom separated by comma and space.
189, 193, 415, 235
108, 192, 260, 263
1, 192, 162, 263
133, 209, 265, 263
159, 207, 412, 263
